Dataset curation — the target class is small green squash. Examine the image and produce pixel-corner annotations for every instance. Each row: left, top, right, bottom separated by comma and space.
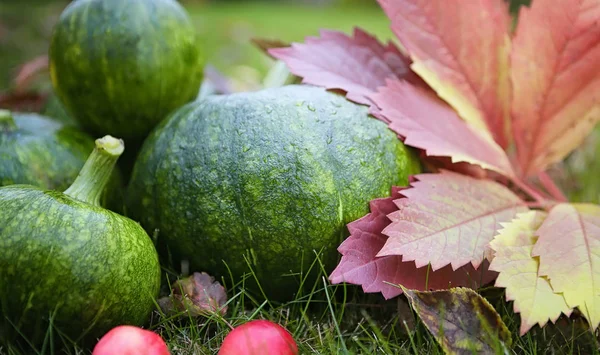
0, 109, 123, 210
49, 0, 204, 140
127, 85, 421, 300
0, 136, 161, 345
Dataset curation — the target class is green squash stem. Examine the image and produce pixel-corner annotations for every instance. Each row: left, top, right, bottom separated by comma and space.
0, 109, 16, 132
64, 135, 124, 206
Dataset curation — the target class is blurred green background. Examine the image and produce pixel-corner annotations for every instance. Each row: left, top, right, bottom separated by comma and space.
0, 0, 393, 92
2, 0, 598, 203
0, 0, 533, 91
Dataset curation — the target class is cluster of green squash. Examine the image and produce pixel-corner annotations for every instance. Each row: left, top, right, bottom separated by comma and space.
0, 0, 419, 349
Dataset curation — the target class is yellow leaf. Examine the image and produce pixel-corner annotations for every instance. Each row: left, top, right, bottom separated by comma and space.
489, 211, 572, 335
532, 203, 600, 330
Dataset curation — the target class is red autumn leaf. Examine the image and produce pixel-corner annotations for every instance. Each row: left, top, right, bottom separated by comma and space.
329, 187, 497, 299
370, 80, 515, 177
511, 0, 600, 176
269, 28, 417, 105
379, 171, 528, 271
379, 0, 511, 148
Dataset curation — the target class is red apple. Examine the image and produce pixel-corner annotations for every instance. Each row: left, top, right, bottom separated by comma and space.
218, 320, 298, 355
92, 325, 170, 355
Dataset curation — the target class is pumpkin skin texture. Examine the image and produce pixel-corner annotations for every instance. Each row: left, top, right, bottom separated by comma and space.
127, 85, 421, 300
49, 0, 204, 140
0, 110, 123, 211
0, 137, 161, 347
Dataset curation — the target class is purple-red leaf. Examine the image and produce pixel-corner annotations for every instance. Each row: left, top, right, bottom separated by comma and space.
329, 187, 497, 299
379, 0, 512, 148
269, 28, 416, 105
379, 171, 528, 270
511, 0, 600, 176
371, 80, 515, 177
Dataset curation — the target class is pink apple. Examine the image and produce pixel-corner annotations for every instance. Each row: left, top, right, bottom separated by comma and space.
92, 325, 170, 355
218, 320, 298, 355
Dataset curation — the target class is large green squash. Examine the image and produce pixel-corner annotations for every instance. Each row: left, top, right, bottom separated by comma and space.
0, 109, 123, 210
127, 85, 420, 300
0, 136, 161, 347
49, 0, 204, 140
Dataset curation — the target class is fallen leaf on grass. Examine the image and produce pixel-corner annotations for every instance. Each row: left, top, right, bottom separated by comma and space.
403, 287, 511, 355
159, 272, 228, 317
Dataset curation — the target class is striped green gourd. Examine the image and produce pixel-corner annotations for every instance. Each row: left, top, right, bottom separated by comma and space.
0, 136, 161, 346
127, 85, 421, 300
49, 0, 204, 140
0, 109, 123, 210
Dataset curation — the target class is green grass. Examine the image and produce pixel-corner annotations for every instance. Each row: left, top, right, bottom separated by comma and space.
2, 260, 600, 354
186, 1, 393, 89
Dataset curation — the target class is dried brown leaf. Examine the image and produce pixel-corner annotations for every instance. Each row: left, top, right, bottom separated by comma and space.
403, 287, 511, 355
160, 272, 228, 317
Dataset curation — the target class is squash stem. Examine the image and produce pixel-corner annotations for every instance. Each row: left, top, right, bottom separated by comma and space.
64, 135, 124, 206
0, 109, 16, 132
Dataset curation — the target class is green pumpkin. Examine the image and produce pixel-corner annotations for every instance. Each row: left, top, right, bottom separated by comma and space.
0, 109, 123, 211
49, 0, 204, 140
127, 85, 421, 300
0, 136, 161, 347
